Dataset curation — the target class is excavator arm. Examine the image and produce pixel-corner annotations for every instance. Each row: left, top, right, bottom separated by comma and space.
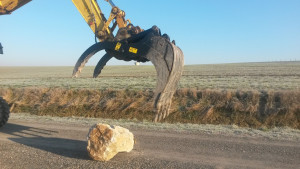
72, 0, 113, 42
0, 0, 31, 15
0, 0, 184, 122
72, 0, 131, 42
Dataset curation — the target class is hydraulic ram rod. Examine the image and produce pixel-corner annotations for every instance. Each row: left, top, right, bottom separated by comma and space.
105, 0, 116, 7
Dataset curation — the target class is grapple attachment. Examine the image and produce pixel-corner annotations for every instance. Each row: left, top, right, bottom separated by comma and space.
72, 26, 184, 122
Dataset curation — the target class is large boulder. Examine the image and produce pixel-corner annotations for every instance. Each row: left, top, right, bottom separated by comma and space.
87, 123, 134, 161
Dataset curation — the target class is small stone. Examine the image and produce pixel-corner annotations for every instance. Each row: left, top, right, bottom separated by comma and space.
87, 123, 134, 161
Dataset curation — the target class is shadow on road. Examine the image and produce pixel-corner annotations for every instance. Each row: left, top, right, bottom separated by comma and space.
1, 123, 90, 160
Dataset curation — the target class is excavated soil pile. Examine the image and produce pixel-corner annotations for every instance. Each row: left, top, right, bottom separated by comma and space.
0, 87, 299, 129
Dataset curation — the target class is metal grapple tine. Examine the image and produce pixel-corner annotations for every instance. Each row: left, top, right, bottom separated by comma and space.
72, 42, 107, 78
93, 53, 113, 78
143, 36, 184, 122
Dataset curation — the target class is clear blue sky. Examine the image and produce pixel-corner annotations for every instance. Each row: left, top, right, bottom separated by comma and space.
0, 0, 299, 66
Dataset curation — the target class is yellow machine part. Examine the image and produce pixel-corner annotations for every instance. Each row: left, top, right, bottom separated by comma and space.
72, 0, 112, 41
0, 0, 31, 15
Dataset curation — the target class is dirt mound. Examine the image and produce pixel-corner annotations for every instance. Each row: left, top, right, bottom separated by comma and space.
0, 87, 299, 129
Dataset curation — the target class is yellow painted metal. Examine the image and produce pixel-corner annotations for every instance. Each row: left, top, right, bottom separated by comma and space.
116, 15, 126, 28
129, 47, 138, 54
0, 0, 31, 15
71, 0, 112, 41
103, 12, 116, 34
115, 42, 121, 51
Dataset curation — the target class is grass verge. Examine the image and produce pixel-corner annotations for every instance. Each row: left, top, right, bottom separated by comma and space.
1, 87, 299, 129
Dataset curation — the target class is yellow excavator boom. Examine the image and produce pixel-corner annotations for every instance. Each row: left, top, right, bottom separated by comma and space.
71, 0, 113, 41
0, 0, 31, 15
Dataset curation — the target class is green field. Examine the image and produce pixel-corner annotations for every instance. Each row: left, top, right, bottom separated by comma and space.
0, 61, 299, 90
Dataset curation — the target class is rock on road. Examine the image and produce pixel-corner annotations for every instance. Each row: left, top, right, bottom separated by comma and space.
0, 114, 299, 169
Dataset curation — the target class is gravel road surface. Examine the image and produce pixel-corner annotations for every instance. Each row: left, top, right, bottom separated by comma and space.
0, 113, 299, 169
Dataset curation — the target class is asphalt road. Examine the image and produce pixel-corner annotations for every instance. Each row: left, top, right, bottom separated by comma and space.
0, 116, 299, 169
